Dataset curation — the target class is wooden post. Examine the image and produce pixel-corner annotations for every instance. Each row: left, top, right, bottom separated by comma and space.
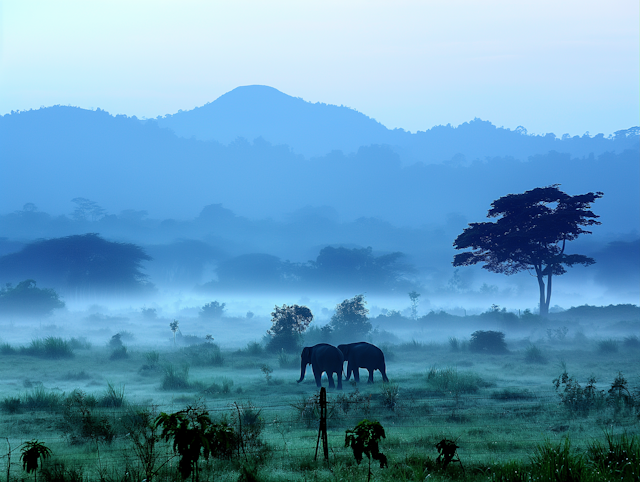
314, 388, 328, 461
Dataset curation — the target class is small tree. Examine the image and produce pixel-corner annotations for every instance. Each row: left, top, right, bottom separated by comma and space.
453, 185, 602, 316
266, 304, 313, 352
469, 330, 508, 354
329, 294, 371, 339
199, 301, 226, 320
345, 419, 388, 481
170, 320, 179, 346
155, 406, 235, 481
0, 280, 64, 317
20, 440, 52, 482
408, 291, 421, 320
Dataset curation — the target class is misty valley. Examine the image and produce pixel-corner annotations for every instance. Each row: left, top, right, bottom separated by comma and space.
1, 90, 639, 481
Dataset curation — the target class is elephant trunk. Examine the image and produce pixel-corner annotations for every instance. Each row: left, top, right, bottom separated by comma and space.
297, 358, 306, 383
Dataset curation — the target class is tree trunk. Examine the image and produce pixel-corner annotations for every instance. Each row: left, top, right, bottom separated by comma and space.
536, 266, 549, 317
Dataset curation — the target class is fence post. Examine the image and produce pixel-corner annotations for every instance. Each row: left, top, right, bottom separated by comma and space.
314, 388, 328, 461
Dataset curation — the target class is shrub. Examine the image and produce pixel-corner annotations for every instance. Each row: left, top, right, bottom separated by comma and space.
1, 396, 22, 414
490, 388, 536, 401
144, 350, 160, 366
109, 333, 123, 348
109, 345, 128, 360
98, 382, 126, 408
427, 366, 488, 394
380, 383, 400, 411
199, 301, 226, 319
161, 364, 191, 390
23, 386, 63, 411
23, 337, 74, 359
623, 335, 640, 349
277, 349, 298, 368
245, 341, 263, 356
0, 279, 64, 316
524, 344, 547, 364
553, 370, 605, 414
468, 330, 508, 354
182, 343, 224, 366
598, 338, 619, 354
448, 337, 462, 352
0, 342, 17, 355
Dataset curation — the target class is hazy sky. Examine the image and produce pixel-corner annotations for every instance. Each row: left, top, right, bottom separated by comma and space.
1, 1, 638, 136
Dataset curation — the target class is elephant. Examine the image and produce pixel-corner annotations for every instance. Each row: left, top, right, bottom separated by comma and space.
338, 342, 389, 384
297, 343, 344, 389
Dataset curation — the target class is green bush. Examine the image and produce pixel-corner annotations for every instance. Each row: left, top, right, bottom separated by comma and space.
22, 337, 74, 359
1, 396, 22, 414
553, 370, 605, 414
23, 386, 63, 411
0, 279, 64, 316
245, 341, 263, 356
427, 366, 488, 394
109, 345, 128, 360
182, 343, 224, 366
490, 388, 536, 401
524, 344, 547, 364
469, 330, 508, 354
98, 382, 126, 408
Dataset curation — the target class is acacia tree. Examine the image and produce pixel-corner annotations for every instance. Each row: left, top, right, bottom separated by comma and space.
453, 185, 603, 316
266, 304, 313, 352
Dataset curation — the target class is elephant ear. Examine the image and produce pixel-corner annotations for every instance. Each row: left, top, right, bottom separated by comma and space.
301, 346, 310, 360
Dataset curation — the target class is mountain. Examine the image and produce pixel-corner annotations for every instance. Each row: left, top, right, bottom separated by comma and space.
155, 85, 639, 162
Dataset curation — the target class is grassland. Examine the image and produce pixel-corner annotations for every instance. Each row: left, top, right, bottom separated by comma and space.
0, 311, 638, 481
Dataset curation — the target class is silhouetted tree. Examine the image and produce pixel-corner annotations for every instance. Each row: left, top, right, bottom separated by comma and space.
71, 197, 106, 222
329, 294, 371, 339
0, 233, 152, 296
0, 280, 64, 317
453, 185, 603, 316
267, 304, 313, 352
199, 301, 226, 320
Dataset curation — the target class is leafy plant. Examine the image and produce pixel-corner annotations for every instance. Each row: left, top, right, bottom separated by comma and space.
587, 431, 639, 481
345, 419, 388, 481
20, 440, 52, 482
380, 383, 400, 411
553, 370, 605, 414
155, 406, 235, 481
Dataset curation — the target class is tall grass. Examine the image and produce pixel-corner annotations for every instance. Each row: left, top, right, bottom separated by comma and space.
22, 337, 74, 359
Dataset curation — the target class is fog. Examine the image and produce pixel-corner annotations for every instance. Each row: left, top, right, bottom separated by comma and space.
1, 87, 638, 351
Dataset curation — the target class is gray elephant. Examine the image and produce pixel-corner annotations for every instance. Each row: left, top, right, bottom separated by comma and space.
297, 343, 344, 389
338, 342, 389, 383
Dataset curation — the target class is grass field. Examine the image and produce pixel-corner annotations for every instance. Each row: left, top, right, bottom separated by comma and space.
0, 311, 638, 481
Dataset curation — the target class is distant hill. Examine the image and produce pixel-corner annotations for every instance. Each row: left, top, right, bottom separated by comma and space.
155, 85, 639, 162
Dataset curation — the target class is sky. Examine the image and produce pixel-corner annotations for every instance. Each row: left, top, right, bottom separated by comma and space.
1, 1, 638, 136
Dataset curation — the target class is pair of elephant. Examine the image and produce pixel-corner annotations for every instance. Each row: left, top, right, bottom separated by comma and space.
297, 342, 389, 389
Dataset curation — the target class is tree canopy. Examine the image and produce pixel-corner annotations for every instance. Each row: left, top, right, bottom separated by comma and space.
329, 294, 372, 339
453, 185, 603, 316
0, 233, 152, 296
267, 304, 313, 352
0, 280, 64, 317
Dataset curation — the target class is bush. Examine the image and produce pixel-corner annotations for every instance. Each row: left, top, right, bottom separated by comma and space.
427, 366, 488, 394
23, 386, 63, 411
553, 370, 605, 414
98, 382, 126, 408
598, 339, 619, 354
199, 301, 226, 319
183, 343, 224, 366
623, 335, 640, 349
0, 279, 64, 316
245, 341, 263, 356
490, 388, 536, 401
109, 346, 128, 360
469, 330, 508, 354
1, 396, 22, 414
524, 344, 547, 364
161, 364, 191, 390
380, 383, 400, 411
22, 337, 74, 359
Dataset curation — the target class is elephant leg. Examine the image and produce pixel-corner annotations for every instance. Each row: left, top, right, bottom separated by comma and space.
380, 365, 389, 383
327, 372, 336, 388
353, 367, 360, 383
312, 366, 322, 387
337, 371, 342, 390
367, 369, 374, 384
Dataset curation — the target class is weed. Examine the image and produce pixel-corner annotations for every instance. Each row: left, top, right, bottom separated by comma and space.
530, 437, 585, 481
23, 386, 63, 411
553, 370, 605, 414
622, 335, 640, 349
587, 431, 639, 480
98, 382, 126, 408
144, 350, 160, 366
0, 342, 17, 355
380, 383, 400, 411
427, 366, 487, 394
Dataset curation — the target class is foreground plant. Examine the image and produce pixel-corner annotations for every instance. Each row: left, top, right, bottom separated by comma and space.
20, 440, 52, 482
155, 405, 235, 481
345, 419, 387, 481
